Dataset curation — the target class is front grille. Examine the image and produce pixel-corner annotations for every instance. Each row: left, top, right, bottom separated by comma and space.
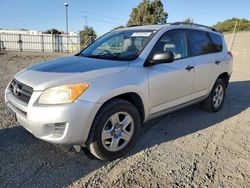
9, 79, 33, 103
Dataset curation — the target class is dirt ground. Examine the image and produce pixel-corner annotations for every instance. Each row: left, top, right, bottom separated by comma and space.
0, 52, 250, 188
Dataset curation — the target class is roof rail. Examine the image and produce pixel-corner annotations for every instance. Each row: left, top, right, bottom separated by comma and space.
128, 24, 141, 27
169, 22, 218, 32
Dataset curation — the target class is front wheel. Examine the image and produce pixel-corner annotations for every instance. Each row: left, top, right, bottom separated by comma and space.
203, 78, 226, 112
86, 99, 141, 160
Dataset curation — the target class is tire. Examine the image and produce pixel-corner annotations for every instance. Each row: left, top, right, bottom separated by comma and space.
203, 78, 226, 112
86, 99, 141, 160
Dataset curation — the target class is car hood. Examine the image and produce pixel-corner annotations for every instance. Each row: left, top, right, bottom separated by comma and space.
14, 56, 128, 90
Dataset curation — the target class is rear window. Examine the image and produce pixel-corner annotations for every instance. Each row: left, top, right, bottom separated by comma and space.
209, 33, 223, 52
188, 30, 214, 56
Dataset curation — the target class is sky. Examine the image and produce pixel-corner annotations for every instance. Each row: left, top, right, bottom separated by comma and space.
1, 0, 250, 36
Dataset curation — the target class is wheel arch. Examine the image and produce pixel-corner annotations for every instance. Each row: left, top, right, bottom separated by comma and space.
218, 72, 230, 88
95, 92, 145, 123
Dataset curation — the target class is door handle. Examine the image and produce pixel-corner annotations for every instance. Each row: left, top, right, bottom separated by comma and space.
185, 65, 194, 71
215, 60, 221, 65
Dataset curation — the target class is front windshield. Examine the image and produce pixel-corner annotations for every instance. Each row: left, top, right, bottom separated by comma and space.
80, 29, 157, 61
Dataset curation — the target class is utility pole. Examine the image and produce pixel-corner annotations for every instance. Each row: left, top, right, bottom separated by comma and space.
64, 2, 69, 52
230, 21, 238, 52
84, 15, 88, 26
84, 11, 88, 26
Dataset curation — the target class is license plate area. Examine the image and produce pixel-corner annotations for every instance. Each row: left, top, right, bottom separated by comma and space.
7, 106, 17, 121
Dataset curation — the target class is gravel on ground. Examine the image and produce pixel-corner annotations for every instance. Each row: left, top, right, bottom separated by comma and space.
0, 51, 249, 188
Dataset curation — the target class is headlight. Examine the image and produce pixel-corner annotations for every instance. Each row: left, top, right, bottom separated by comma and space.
38, 83, 89, 104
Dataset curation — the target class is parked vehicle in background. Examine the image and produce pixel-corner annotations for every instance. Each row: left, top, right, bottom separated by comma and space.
5, 23, 233, 160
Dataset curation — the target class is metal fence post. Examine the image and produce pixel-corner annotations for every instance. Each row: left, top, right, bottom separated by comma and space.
41, 35, 44, 52
51, 34, 54, 52
18, 34, 23, 52
0, 34, 3, 51
78, 36, 80, 51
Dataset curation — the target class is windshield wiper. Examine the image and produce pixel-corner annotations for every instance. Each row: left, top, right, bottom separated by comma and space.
80, 53, 137, 61
82, 54, 114, 59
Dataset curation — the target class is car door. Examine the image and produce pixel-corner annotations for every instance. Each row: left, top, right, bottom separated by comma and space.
187, 30, 221, 98
147, 29, 194, 115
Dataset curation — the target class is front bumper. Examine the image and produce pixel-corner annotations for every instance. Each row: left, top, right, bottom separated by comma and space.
5, 88, 100, 145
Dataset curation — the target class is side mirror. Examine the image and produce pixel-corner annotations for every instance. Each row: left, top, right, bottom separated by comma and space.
149, 51, 174, 65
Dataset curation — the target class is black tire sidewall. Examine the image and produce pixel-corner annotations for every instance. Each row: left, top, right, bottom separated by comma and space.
87, 99, 141, 160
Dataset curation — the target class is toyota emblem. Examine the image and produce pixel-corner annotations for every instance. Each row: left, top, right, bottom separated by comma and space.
13, 84, 21, 96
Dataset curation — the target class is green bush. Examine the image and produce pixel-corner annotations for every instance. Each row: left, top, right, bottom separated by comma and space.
213, 18, 250, 33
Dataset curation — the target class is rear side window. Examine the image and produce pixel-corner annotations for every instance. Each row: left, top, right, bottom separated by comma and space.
188, 30, 214, 56
209, 33, 223, 52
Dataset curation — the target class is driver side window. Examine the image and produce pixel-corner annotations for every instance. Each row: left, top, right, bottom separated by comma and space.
153, 30, 188, 60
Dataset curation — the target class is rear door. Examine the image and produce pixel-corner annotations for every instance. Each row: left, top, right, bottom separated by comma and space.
148, 29, 194, 115
208, 32, 230, 75
187, 30, 220, 98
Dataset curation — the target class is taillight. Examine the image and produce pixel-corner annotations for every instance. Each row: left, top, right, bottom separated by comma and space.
228, 51, 233, 58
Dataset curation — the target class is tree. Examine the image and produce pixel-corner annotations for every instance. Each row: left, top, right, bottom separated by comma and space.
213, 18, 250, 33
127, 0, 168, 27
80, 26, 97, 45
183, 18, 194, 24
43, 29, 62, 34
113, 25, 125, 30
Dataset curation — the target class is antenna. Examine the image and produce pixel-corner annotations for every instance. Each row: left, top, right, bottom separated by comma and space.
84, 11, 88, 26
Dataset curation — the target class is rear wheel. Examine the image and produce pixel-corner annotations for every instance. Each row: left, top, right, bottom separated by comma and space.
203, 78, 226, 112
86, 99, 141, 160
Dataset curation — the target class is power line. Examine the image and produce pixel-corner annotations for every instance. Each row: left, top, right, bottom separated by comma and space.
83, 11, 127, 23
82, 11, 126, 26
87, 16, 124, 26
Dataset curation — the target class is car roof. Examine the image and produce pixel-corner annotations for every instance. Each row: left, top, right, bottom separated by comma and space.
117, 23, 220, 35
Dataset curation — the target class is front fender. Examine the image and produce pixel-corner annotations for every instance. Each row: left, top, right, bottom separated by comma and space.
78, 66, 150, 120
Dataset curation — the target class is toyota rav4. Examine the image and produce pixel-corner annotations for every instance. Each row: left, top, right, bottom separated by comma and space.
5, 23, 233, 160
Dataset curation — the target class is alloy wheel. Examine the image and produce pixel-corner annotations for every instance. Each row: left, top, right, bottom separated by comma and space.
101, 112, 134, 152
213, 84, 224, 108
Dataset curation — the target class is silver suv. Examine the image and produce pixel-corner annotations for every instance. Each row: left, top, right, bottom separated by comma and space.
5, 23, 233, 160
